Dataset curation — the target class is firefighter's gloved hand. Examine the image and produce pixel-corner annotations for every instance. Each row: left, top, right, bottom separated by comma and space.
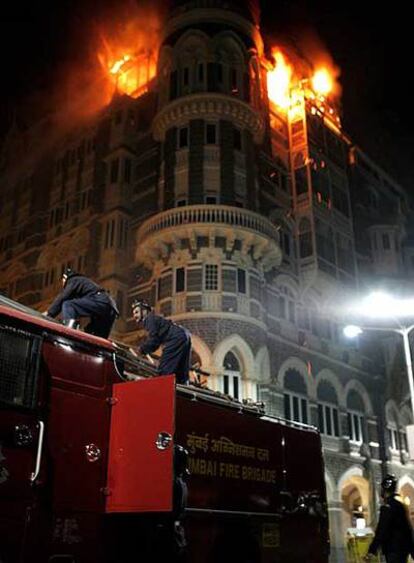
129, 347, 140, 358
42, 311, 49, 316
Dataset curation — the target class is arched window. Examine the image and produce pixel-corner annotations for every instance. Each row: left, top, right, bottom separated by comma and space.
346, 390, 366, 443
317, 380, 340, 437
222, 351, 241, 399
283, 368, 308, 424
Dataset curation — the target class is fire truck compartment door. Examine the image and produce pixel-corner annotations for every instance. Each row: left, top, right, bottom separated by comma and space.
106, 375, 175, 513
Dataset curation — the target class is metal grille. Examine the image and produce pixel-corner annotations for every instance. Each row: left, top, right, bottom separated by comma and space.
0, 326, 39, 409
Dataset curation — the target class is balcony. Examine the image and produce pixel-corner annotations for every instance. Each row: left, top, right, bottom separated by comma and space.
152, 93, 265, 143
136, 204, 282, 271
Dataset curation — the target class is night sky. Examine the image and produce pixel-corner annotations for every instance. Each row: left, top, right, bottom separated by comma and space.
0, 0, 412, 189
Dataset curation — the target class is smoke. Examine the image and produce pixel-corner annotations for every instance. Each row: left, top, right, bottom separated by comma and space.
52, 0, 165, 128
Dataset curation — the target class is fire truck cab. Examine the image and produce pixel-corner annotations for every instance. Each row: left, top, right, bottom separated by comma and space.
0, 296, 329, 563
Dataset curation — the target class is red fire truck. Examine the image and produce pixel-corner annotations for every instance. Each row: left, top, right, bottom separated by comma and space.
0, 296, 329, 563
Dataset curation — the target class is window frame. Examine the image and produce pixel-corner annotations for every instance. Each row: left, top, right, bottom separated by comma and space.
284, 392, 308, 424
318, 402, 340, 437
204, 264, 219, 291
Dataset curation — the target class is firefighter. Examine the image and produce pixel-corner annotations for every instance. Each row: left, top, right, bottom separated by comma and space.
364, 474, 414, 563
131, 299, 191, 384
44, 268, 119, 338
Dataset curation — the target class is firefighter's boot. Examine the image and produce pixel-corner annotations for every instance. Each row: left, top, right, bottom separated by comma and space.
63, 319, 80, 330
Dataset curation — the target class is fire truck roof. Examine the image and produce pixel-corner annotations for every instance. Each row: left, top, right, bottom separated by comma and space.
0, 295, 116, 352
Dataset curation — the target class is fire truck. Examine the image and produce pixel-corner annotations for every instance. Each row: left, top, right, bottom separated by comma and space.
0, 296, 329, 563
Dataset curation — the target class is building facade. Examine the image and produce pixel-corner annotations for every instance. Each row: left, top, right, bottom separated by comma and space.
1, 1, 414, 561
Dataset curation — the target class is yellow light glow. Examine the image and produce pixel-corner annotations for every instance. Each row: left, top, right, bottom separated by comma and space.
267, 50, 292, 110
312, 68, 333, 96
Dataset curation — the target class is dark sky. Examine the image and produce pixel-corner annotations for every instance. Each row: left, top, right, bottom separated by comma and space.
0, 0, 412, 188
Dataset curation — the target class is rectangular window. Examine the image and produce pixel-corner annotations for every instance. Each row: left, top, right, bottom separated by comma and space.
110, 159, 119, 183
233, 128, 242, 151
176, 267, 185, 293
233, 376, 239, 400
318, 404, 325, 434
231, 68, 238, 93
288, 301, 296, 323
198, 63, 204, 83
204, 264, 218, 291
105, 220, 116, 249
217, 63, 223, 84
178, 127, 189, 149
382, 233, 390, 250
206, 123, 217, 144
205, 196, 217, 204
284, 393, 308, 424
237, 268, 246, 294
183, 67, 189, 87
223, 374, 229, 395
348, 412, 365, 443
124, 158, 131, 183
325, 405, 332, 435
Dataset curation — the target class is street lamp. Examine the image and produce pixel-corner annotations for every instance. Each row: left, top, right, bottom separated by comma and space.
343, 291, 414, 456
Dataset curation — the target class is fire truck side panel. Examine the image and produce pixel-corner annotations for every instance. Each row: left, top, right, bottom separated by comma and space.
175, 392, 329, 563
0, 320, 45, 562
175, 395, 283, 514
106, 376, 175, 513
44, 341, 112, 513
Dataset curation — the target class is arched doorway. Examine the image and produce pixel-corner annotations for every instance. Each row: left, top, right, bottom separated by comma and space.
340, 475, 370, 534
399, 481, 414, 524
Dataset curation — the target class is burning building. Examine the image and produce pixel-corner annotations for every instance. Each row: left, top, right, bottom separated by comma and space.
1, 1, 414, 561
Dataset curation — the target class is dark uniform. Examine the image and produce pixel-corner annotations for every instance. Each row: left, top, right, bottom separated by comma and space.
47, 272, 118, 338
139, 312, 191, 384
368, 494, 414, 563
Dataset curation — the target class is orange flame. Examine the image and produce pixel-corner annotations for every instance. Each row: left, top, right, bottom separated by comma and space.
97, 8, 160, 99
267, 49, 293, 110
312, 68, 333, 96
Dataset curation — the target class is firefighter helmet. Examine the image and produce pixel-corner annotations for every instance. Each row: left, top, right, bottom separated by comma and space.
131, 299, 152, 313
62, 267, 77, 279
381, 474, 397, 494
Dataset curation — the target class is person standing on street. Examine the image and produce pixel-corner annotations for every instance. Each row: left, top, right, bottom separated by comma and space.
364, 474, 414, 563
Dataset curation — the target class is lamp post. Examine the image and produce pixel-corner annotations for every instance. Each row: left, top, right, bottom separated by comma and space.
343, 291, 414, 457
344, 323, 414, 420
